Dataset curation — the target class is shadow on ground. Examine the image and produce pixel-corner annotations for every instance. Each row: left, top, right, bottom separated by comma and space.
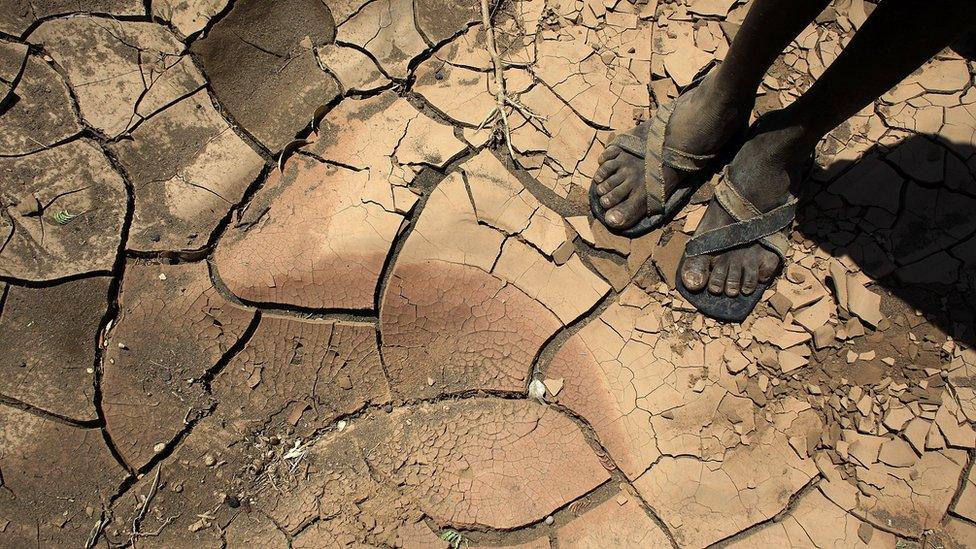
794, 132, 976, 347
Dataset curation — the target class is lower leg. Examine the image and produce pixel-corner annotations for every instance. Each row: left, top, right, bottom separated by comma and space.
682, 0, 976, 299
593, 0, 830, 229
766, 0, 976, 158
707, 0, 831, 106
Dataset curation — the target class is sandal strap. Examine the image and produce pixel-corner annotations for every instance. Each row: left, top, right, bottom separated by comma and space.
644, 96, 723, 214
685, 172, 796, 260
643, 102, 671, 215
663, 146, 716, 172
613, 132, 645, 158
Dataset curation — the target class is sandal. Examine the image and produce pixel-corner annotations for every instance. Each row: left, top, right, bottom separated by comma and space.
676, 168, 799, 322
589, 71, 746, 238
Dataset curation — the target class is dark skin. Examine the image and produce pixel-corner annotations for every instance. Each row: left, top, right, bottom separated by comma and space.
593, 0, 976, 298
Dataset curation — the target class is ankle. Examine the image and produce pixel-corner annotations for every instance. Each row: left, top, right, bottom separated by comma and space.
752, 109, 820, 162
697, 75, 754, 113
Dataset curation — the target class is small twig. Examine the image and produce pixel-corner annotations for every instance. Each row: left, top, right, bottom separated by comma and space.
479, 0, 543, 164
131, 465, 162, 537
132, 515, 178, 537
85, 512, 111, 549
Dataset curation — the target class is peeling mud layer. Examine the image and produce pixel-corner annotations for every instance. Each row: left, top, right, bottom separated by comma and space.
1, 0, 976, 548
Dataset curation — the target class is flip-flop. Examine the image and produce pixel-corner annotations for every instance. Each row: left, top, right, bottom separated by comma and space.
676, 168, 799, 322
589, 73, 744, 238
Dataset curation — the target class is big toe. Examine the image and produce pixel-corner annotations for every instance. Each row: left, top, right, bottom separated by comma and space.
681, 255, 710, 291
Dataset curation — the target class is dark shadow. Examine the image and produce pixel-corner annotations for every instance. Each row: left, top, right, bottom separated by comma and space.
794, 131, 976, 348
951, 28, 976, 61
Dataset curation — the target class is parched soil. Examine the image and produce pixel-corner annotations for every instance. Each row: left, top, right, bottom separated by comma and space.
1, 0, 976, 548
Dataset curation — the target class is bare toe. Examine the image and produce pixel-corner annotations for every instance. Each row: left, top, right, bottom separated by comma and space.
594, 157, 624, 183
605, 192, 645, 228
681, 255, 710, 291
722, 253, 744, 297
596, 172, 626, 198
740, 254, 759, 295
707, 257, 728, 295
600, 178, 632, 209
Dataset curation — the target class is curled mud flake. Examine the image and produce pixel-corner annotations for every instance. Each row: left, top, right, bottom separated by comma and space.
212, 315, 390, 438
0, 405, 126, 547
101, 262, 255, 470
555, 489, 671, 547
29, 17, 205, 138
191, 0, 338, 150
0, 140, 126, 281
111, 90, 264, 253
0, 277, 111, 421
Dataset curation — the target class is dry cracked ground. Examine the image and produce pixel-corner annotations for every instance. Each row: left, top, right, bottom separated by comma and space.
1, 0, 975, 547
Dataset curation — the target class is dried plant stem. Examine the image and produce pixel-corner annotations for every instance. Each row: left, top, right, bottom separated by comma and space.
479, 0, 543, 163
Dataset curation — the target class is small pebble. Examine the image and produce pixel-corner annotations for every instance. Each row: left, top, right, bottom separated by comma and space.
544, 515, 554, 525
203, 454, 216, 466
152, 443, 166, 453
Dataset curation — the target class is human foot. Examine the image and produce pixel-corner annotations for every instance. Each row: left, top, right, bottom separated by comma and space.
591, 73, 752, 231
680, 113, 814, 299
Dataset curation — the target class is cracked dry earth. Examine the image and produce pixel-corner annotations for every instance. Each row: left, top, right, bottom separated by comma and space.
1, 0, 976, 547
